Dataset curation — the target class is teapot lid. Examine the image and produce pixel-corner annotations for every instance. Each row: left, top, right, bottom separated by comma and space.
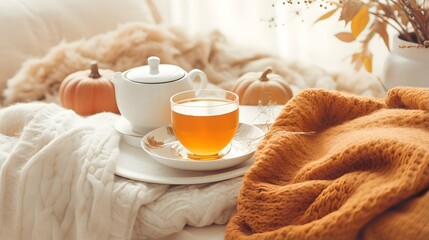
124, 56, 186, 84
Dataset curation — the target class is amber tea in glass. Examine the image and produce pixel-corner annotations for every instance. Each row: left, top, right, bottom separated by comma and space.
170, 89, 239, 159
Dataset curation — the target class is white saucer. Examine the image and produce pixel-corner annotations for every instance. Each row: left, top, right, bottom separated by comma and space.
141, 123, 265, 171
114, 117, 145, 147
115, 140, 255, 184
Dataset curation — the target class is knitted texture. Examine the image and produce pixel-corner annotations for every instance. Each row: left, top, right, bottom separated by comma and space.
225, 87, 429, 240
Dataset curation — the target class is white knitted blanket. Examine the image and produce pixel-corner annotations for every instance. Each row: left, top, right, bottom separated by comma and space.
0, 102, 241, 239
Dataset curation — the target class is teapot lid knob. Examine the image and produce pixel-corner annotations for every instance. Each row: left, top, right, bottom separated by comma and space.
148, 56, 160, 75
123, 56, 186, 83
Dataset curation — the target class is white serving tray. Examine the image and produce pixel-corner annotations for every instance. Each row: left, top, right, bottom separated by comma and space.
116, 140, 255, 185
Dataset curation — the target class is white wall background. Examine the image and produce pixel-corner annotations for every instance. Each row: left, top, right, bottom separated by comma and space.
154, 0, 391, 76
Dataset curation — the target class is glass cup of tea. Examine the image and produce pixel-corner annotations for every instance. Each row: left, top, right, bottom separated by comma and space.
170, 89, 239, 160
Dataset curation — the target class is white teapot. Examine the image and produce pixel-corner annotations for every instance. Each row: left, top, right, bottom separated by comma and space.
113, 56, 207, 134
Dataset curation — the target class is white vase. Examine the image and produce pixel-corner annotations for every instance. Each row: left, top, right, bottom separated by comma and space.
382, 34, 429, 89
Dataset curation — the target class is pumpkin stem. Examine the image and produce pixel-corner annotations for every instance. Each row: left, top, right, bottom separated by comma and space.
259, 67, 273, 81
89, 61, 101, 79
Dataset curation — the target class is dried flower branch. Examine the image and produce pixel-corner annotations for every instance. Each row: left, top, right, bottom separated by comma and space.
275, 0, 429, 72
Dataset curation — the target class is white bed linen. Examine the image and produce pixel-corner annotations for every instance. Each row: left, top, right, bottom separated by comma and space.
160, 224, 225, 240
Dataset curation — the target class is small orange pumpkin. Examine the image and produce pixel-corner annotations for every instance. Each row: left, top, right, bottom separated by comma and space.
59, 61, 119, 116
232, 67, 293, 105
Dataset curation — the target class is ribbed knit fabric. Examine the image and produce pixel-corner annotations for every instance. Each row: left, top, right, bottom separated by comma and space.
226, 87, 429, 240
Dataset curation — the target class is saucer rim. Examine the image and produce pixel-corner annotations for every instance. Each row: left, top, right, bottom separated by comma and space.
141, 122, 264, 164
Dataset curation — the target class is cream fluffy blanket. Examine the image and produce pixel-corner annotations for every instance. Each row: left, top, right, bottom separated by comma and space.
0, 102, 241, 239
2, 22, 383, 105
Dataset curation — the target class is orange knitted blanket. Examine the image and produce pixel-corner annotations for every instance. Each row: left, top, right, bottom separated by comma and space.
226, 87, 429, 240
